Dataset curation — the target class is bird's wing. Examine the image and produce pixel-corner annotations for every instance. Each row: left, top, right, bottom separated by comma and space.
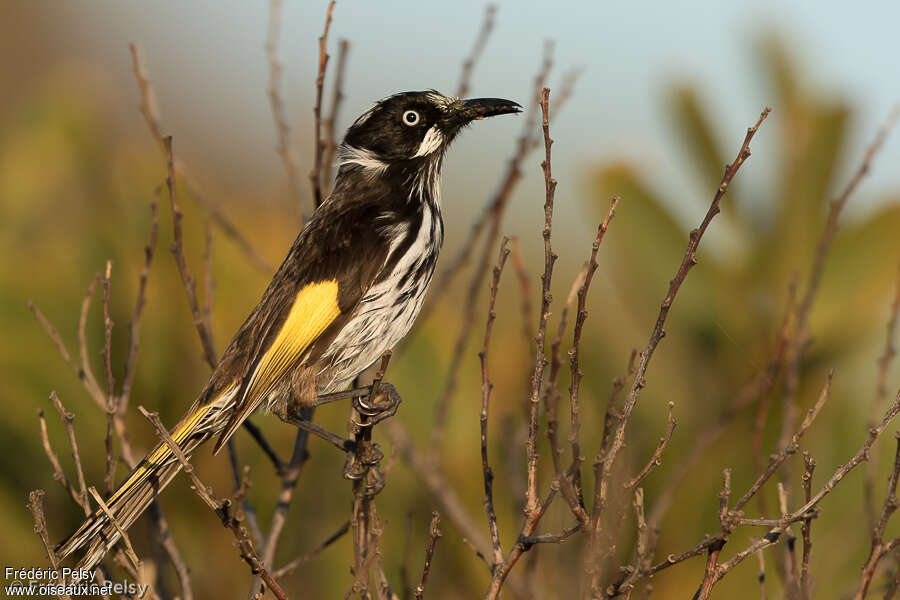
209, 198, 396, 452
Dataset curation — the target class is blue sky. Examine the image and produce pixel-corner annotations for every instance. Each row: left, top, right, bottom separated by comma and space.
44, 0, 900, 246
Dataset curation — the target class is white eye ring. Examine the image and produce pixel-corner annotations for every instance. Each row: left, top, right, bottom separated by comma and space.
402, 110, 420, 126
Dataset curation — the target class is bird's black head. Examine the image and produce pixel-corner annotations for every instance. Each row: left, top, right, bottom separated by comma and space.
339, 91, 521, 168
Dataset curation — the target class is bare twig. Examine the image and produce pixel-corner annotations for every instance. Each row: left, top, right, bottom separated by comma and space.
626, 402, 677, 490
733, 372, 832, 513
128, 43, 273, 274
138, 407, 289, 600
545, 266, 588, 521
566, 196, 619, 509
482, 86, 559, 600
28, 490, 70, 599
596, 109, 770, 597
266, 0, 303, 217
779, 105, 900, 497
120, 190, 160, 411
164, 137, 218, 369
413, 513, 442, 600
252, 426, 313, 597
626, 389, 900, 595
424, 42, 556, 319
427, 46, 581, 458
527, 86, 558, 516
855, 432, 900, 600
49, 391, 90, 515
37, 409, 81, 510
28, 290, 102, 410
455, 4, 497, 98
274, 521, 351, 578
102, 261, 117, 497
88, 486, 141, 572
757, 547, 768, 600
597, 107, 770, 523
479, 238, 511, 568
867, 264, 900, 525
310, 0, 337, 209
322, 39, 350, 199
800, 452, 816, 599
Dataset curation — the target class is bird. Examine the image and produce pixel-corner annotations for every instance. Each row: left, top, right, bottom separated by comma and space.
55, 90, 521, 572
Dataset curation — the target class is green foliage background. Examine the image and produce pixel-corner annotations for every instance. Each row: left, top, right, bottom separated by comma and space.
2, 26, 900, 600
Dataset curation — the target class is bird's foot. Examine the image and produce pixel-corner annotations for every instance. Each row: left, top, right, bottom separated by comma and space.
342, 441, 384, 486
350, 382, 401, 429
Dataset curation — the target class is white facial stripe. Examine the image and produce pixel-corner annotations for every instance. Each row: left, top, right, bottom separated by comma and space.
413, 125, 444, 158
337, 144, 389, 176
426, 91, 455, 110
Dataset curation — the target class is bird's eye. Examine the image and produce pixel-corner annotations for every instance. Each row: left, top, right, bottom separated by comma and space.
402, 110, 420, 126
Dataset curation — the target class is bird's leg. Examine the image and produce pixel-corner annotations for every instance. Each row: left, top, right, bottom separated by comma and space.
310, 383, 402, 426
277, 410, 354, 454
343, 354, 398, 485
272, 367, 356, 453
273, 386, 400, 456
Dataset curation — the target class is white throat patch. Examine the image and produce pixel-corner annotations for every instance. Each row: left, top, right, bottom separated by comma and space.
413, 125, 444, 158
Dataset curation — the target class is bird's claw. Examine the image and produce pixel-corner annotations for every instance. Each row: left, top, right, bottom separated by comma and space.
351, 382, 401, 425
342, 442, 384, 484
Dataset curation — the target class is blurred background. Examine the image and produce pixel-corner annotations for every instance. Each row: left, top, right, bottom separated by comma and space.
3, 1, 900, 597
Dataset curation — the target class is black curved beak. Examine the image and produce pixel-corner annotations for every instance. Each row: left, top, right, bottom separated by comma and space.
446, 97, 522, 128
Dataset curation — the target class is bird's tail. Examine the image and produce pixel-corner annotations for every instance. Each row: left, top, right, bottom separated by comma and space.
55, 399, 224, 574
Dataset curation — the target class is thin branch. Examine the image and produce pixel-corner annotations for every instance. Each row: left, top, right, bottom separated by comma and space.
733, 372, 832, 513
566, 196, 619, 507
50, 391, 90, 515
626, 402, 677, 490
78, 274, 105, 409
102, 261, 117, 497
413, 512, 442, 600
309, 0, 336, 209
545, 265, 588, 522
138, 407, 289, 600
28, 289, 103, 410
779, 104, 900, 495
424, 43, 557, 319
28, 490, 70, 599
455, 4, 497, 98
427, 47, 582, 458
164, 136, 218, 369
756, 547, 768, 600
800, 452, 816, 599
855, 432, 900, 600
120, 190, 160, 411
596, 108, 770, 524
274, 521, 351, 578
266, 0, 303, 217
867, 264, 900, 525
128, 43, 273, 274
252, 426, 313, 597
483, 86, 559, 600
37, 408, 82, 511
88, 486, 141, 572
322, 39, 350, 199
479, 238, 511, 568
628, 389, 900, 594
527, 86, 558, 516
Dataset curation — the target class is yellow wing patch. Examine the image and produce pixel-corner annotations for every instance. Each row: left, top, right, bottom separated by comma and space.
245, 279, 341, 404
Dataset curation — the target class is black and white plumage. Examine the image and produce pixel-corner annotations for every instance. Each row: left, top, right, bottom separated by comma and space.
55, 90, 520, 573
